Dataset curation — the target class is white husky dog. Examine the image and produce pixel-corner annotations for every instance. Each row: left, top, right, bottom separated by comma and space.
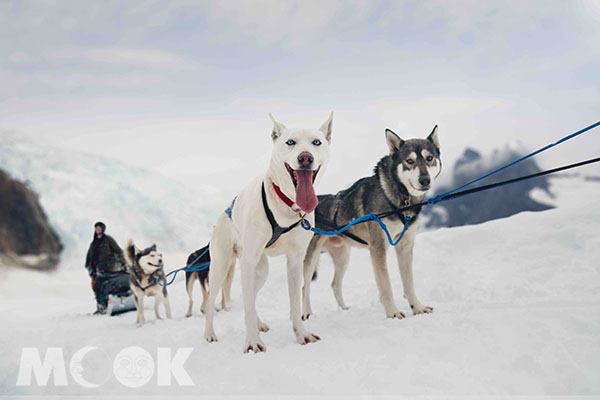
204, 113, 333, 353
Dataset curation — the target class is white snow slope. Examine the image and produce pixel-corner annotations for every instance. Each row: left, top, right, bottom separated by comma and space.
0, 176, 599, 397
0, 132, 221, 265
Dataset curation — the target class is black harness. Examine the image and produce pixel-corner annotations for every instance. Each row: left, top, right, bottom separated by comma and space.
261, 182, 301, 248
132, 266, 160, 292
381, 197, 422, 227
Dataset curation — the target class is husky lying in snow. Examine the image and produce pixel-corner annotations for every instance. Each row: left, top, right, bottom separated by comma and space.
184, 245, 234, 317
204, 113, 333, 353
302, 126, 441, 320
126, 241, 172, 327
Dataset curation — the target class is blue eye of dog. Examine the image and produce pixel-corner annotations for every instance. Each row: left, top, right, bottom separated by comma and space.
312, 139, 321, 146
286, 139, 296, 146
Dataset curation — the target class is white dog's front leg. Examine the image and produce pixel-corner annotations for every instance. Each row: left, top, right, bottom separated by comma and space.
287, 253, 320, 345
241, 254, 266, 353
254, 255, 270, 333
395, 224, 433, 315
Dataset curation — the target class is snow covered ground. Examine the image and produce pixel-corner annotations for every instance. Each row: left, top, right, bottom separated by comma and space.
0, 175, 599, 397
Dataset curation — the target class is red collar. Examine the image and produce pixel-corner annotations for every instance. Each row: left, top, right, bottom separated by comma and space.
272, 182, 295, 208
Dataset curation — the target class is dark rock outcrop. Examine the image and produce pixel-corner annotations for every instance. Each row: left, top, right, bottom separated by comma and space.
0, 169, 63, 269
423, 146, 554, 229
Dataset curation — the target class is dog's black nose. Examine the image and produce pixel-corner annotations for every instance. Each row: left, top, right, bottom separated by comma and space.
418, 175, 431, 187
297, 152, 314, 168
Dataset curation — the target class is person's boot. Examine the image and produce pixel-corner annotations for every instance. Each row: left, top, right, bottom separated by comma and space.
93, 300, 108, 315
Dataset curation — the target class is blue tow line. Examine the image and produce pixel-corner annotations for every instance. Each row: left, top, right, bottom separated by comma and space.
160, 120, 599, 286
300, 214, 412, 246
159, 247, 210, 287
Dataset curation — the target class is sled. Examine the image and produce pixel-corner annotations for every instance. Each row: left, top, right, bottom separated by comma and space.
109, 292, 137, 316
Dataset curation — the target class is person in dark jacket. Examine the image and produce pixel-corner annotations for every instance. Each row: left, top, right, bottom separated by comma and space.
85, 222, 130, 314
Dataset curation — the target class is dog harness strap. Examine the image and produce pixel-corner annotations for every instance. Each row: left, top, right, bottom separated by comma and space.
262, 182, 300, 248
224, 196, 237, 220
331, 202, 369, 245
136, 275, 156, 292
315, 212, 368, 245
380, 195, 421, 227
271, 182, 295, 208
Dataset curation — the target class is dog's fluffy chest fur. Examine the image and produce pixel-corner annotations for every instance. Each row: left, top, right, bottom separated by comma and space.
230, 177, 314, 256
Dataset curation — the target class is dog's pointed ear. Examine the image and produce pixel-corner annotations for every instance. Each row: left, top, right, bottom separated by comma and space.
269, 113, 287, 141
385, 128, 404, 154
427, 125, 440, 151
125, 239, 139, 264
319, 111, 334, 143
150, 244, 157, 252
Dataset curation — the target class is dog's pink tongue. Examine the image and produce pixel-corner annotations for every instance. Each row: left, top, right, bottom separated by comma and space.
295, 170, 318, 213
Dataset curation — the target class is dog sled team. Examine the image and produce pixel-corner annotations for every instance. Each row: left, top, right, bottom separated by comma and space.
85, 113, 442, 353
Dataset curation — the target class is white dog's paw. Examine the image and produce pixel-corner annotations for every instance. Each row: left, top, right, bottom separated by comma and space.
411, 303, 434, 315
243, 339, 266, 354
185, 312, 192, 318
301, 312, 312, 321
386, 310, 406, 319
295, 330, 321, 345
156, 315, 163, 320
205, 331, 218, 343
258, 320, 270, 333
340, 304, 350, 311
200, 306, 207, 315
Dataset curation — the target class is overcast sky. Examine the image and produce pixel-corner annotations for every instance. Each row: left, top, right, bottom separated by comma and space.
1, 0, 599, 196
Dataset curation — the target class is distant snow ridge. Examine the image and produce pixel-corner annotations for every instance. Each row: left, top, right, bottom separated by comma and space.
423, 143, 554, 229
0, 132, 221, 268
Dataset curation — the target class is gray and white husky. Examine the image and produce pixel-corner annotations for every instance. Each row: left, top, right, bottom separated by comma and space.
302, 126, 441, 320
126, 240, 172, 327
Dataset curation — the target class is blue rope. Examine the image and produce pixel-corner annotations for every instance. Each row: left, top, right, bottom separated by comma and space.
159, 247, 211, 287
301, 214, 412, 246
427, 120, 600, 204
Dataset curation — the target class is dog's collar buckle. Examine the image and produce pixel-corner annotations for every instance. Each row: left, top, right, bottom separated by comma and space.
403, 199, 411, 208
296, 210, 309, 228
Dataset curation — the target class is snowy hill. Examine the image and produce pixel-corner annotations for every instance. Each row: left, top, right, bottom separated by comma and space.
0, 174, 598, 396
0, 132, 222, 267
